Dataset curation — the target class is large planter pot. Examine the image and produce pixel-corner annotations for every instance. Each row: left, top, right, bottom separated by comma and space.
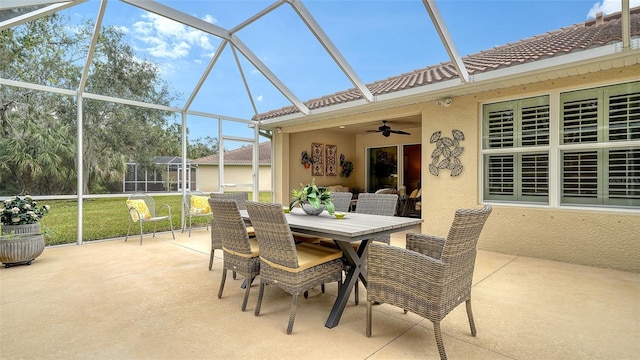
301, 203, 325, 216
1, 223, 41, 235
0, 233, 45, 268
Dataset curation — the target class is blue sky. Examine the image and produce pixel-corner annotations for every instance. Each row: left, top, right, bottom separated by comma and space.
61, 0, 639, 147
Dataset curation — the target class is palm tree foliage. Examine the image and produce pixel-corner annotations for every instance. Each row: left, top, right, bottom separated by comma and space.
0, 13, 217, 196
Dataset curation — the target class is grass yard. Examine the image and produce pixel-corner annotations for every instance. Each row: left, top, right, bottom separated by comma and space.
37, 192, 274, 245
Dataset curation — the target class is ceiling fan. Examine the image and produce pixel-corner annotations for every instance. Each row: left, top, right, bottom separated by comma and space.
366, 120, 411, 137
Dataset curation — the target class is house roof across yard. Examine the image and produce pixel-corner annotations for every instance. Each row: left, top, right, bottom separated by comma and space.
192, 141, 271, 165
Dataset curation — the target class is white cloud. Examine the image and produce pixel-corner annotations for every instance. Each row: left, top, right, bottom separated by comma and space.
131, 13, 215, 60
256, 95, 263, 102
587, 0, 640, 18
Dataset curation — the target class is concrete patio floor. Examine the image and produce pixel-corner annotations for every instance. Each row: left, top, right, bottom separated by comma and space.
1, 226, 639, 360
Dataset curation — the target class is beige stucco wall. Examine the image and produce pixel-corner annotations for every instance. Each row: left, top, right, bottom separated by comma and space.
273, 65, 640, 273
195, 164, 272, 193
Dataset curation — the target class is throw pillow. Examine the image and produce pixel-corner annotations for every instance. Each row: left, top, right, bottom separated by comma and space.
126, 199, 152, 221
190, 195, 211, 214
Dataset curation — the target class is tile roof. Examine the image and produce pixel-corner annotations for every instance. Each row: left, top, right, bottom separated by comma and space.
192, 141, 271, 165
253, 7, 640, 121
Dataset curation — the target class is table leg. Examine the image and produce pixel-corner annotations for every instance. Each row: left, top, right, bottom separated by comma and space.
325, 239, 371, 328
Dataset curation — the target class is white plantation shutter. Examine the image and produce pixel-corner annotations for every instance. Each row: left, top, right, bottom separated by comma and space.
486, 108, 514, 148
486, 155, 514, 199
521, 104, 550, 146
483, 96, 549, 203
562, 151, 599, 204
521, 153, 549, 199
608, 149, 640, 206
561, 97, 599, 144
608, 91, 640, 142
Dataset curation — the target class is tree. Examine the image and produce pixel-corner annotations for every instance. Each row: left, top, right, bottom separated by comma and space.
0, 13, 183, 195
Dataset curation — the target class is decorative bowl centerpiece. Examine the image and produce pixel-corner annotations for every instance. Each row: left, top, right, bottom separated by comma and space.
289, 179, 335, 216
334, 212, 346, 219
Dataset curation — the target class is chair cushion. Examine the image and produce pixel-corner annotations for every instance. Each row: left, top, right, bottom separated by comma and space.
223, 238, 259, 258
246, 226, 256, 237
409, 189, 420, 198
260, 243, 342, 273
190, 195, 211, 214
126, 199, 151, 221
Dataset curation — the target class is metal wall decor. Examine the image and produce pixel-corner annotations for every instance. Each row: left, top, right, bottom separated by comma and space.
325, 145, 337, 176
311, 143, 324, 176
429, 130, 465, 177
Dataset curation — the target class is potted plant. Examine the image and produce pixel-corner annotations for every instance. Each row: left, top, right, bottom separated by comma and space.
0, 195, 49, 267
289, 179, 335, 215
300, 150, 314, 169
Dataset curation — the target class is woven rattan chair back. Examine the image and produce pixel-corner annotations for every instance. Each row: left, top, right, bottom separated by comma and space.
245, 201, 299, 269
209, 192, 249, 209
366, 205, 492, 360
355, 193, 398, 244
210, 198, 260, 311
207, 192, 250, 270
245, 201, 343, 334
330, 192, 353, 213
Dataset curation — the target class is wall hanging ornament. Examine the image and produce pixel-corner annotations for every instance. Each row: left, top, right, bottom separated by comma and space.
429, 130, 465, 177
340, 154, 353, 178
325, 145, 337, 176
301, 150, 313, 169
311, 143, 324, 176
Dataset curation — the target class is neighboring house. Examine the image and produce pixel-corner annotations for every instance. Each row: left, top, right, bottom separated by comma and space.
124, 156, 196, 193
192, 141, 272, 192
255, 9, 640, 272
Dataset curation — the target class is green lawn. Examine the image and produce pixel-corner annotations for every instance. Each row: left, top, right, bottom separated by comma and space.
38, 192, 274, 245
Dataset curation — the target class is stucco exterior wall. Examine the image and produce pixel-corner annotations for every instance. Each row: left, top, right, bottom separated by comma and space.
195, 164, 272, 193
273, 65, 640, 273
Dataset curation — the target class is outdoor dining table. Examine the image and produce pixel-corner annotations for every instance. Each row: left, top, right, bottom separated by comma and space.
240, 207, 423, 328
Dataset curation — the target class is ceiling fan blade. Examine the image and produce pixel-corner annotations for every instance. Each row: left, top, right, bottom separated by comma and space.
366, 130, 382, 133
390, 129, 411, 135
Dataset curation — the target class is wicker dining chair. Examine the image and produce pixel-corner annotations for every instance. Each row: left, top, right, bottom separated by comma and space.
366, 205, 492, 360
343, 192, 398, 304
125, 192, 175, 245
245, 201, 344, 334
182, 190, 212, 237
330, 192, 353, 213
210, 199, 260, 311
207, 192, 253, 271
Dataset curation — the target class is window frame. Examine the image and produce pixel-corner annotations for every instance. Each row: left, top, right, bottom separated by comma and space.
481, 80, 640, 211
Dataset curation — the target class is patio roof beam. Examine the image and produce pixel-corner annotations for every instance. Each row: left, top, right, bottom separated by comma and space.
231, 45, 259, 116
230, 1, 285, 34
0, 0, 87, 31
183, 40, 228, 112
122, 0, 309, 115
421, 0, 470, 83
121, 0, 231, 40
288, 0, 375, 102
231, 35, 310, 115
622, 0, 630, 49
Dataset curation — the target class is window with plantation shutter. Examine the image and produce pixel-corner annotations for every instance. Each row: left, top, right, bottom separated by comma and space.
608, 149, 640, 206
482, 80, 639, 209
559, 82, 640, 208
482, 96, 549, 203
608, 91, 640, 142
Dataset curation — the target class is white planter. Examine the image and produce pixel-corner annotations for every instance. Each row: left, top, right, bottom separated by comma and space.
0, 233, 45, 267
1, 223, 41, 235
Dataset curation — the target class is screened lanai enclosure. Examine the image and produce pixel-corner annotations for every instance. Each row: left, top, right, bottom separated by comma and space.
1, 0, 638, 252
